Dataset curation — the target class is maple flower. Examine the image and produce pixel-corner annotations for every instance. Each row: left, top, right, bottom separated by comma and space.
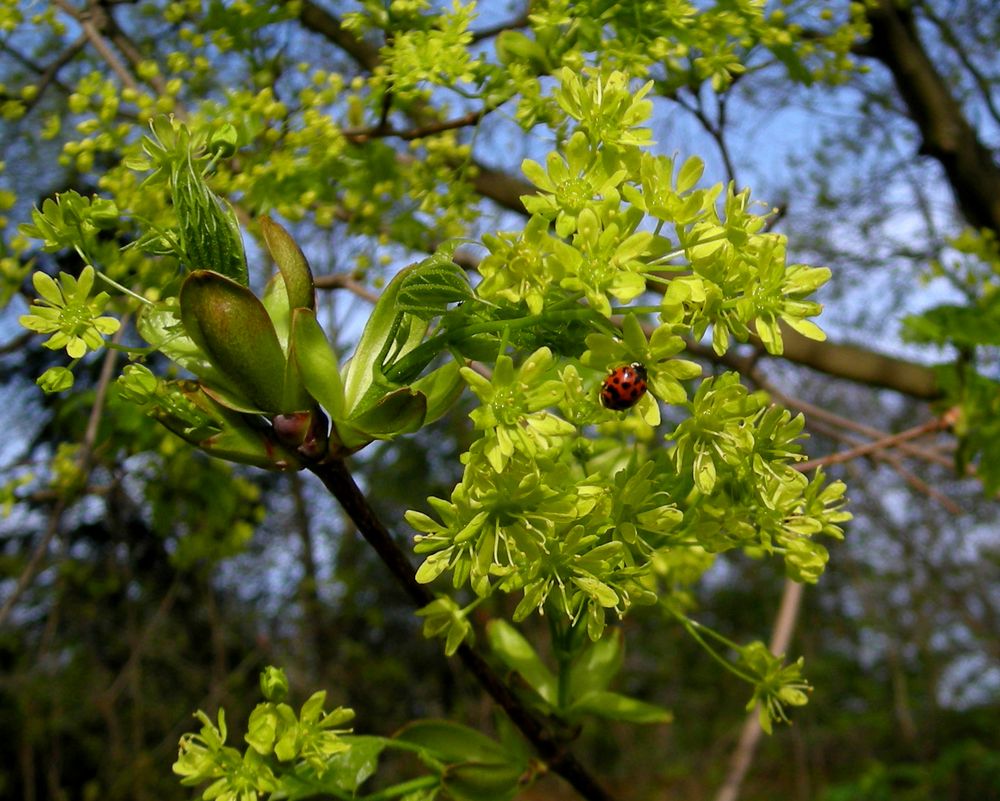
19, 265, 120, 358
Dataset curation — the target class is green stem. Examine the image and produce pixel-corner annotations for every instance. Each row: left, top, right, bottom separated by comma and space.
375, 311, 405, 370
384, 302, 670, 385
359, 776, 440, 801
608, 305, 661, 316
94, 270, 155, 306
106, 342, 157, 356
385, 307, 606, 383
548, 614, 572, 711
675, 612, 756, 684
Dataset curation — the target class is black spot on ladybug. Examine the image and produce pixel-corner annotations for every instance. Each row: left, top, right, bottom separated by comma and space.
600, 362, 648, 411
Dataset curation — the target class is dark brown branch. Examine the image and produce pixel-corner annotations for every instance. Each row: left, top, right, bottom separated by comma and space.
0, 35, 84, 110
343, 106, 493, 144
309, 458, 617, 801
102, 4, 169, 96
298, 0, 380, 71
914, 0, 1000, 131
52, 0, 141, 92
313, 272, 380, 302
863, 0, 1000, 234
684, 324, 942, 401
472, 162, 531, 215
471, 11, 530, 43
674, 87, 738, 186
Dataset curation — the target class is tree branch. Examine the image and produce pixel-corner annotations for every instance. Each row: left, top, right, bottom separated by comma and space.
914, 0, 1000, 131
713, 579, 804, 801
343, 106, 494, 144
309, 458, 617, 801
0, 35, 84, 110
795, 413, 951, 472
863, 0, 1000, 234
298, 0, 380, 71
52, 0, 141, 93
0, 326, 123, 627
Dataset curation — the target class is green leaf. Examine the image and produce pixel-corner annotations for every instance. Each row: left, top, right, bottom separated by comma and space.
261, 271, 293, 350
495, 29, 549, 72
179, 270, 289, 412
341, 263, 428, 415
486, 620, 557, 705
397, 258, 473, 319
138, 301, 229, 387
245, 705, 279, 755
344, 387, 427, 442
260, 216, 315, 313
152, 382, 300, 470
394, 720, 509, 764
902, 304, 1000, 348
443, 760, 523, 801
325, 736, 387, 793
410, 361, 464, 425
568, 690, 673, 724
172, 155, 248, 284
676, 156, 704, 193
291, 308, 345, 420
566, 629, 624, 702
300, 691, 326, 723
782, 316, 826, 342
694, 447, 717, 494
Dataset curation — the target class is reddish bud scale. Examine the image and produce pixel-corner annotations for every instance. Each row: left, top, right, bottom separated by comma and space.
600, 362, 648, 411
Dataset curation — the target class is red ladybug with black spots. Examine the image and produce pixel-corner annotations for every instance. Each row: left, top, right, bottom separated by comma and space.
600, 362, 648, 411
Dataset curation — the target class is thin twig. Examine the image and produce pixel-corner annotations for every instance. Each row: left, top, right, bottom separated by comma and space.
804, 416, 963, 514
52, 0, 141, 93
342, 106, 494, 144
795, 415, 950, 472
755, 373, 954, 469
0, 497, 67, 627
713, 580, 804, 801
879, 450, 964, 515
674, 86, 738, 186
470, 11, 530, 42
313, 272, 381, 303
103, 9, 170, 97
101, 578, 181, 701
915, 0, 1000, 129
0, 35, 84, 109
0, 326, 123, 627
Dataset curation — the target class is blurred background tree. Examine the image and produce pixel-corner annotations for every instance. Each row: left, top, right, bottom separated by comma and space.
0, 1, 997, 800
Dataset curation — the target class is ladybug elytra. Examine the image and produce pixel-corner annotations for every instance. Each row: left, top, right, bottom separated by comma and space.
600, 362, 648, 411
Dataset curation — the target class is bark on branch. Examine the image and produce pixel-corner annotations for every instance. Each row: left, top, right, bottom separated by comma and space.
864, 0, 1000, 235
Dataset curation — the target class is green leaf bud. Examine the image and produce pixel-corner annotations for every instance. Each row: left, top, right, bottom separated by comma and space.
37, 366, 74, 394
208, 122, 239, 158
117, 363, 160, 404
172, 154, 248, 285
259, 666, 289, 702
179, 270, 288, 413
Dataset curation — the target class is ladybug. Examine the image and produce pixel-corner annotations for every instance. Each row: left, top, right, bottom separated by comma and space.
600, 362, 648, 411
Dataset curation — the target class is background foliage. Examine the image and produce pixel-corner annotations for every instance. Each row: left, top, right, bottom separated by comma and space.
1, 1, 999, 800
